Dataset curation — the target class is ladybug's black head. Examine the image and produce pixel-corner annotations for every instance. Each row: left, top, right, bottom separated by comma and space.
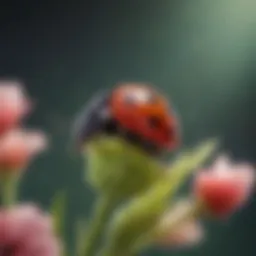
72, 92, 114, 149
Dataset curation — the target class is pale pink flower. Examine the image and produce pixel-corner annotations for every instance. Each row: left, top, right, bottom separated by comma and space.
193, 156, 255, 217
158, 220, 204, 248
156, 199, 204, 248
0, 204, 61, 256
0, 130, 48, 171
0, 81, 31, 135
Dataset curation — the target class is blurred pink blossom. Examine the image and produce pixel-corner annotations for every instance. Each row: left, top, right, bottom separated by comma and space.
158, 220, 204, 248
156, 200, 204, 248
193, 156, 255, 218
0, 130, 48, 171
0, 204, 61, 256
0, 81, 31, 135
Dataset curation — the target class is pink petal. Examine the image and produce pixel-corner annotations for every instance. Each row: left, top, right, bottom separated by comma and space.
194, 156, 255, 217
158, 220, 204, 247
0, 204, 61, 256
25, 131, 48, 155
0, 81, 32, 134
156, 200, 204, 248
0, 129, 48, 171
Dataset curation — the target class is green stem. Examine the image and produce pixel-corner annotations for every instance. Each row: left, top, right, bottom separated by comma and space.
1, 173, 19, 208
50, 191, 67, 256
98, 249, 135, 256
80, 194, 118, 256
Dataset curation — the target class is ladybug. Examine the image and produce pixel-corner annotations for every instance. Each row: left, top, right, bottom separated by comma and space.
72, 83, 179, 154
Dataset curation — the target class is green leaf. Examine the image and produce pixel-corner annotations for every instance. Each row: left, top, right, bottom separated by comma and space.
74, 218, 87, 256
99, 139, 218, 256
164, 139, 218, 196
50, 190, 67, 254
84, 136, 164, 200
80, 195, 119, 256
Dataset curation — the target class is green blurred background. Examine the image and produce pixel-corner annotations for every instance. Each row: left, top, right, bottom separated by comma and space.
0, 0, 256, 255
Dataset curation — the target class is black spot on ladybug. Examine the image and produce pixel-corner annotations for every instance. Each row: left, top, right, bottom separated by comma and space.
104, 119, 119, 134
147, 116, 162, 129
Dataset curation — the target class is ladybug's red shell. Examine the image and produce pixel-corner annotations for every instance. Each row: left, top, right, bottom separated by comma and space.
109, 84, 179, 150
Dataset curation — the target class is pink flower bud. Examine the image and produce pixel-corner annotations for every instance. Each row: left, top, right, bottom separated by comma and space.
156, 200, 204, 248
0, 81, 31, 135
0, 204, 61, 256
193, 156, 255, 218
0, 130, 48, 172
158, 220, 204, 248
